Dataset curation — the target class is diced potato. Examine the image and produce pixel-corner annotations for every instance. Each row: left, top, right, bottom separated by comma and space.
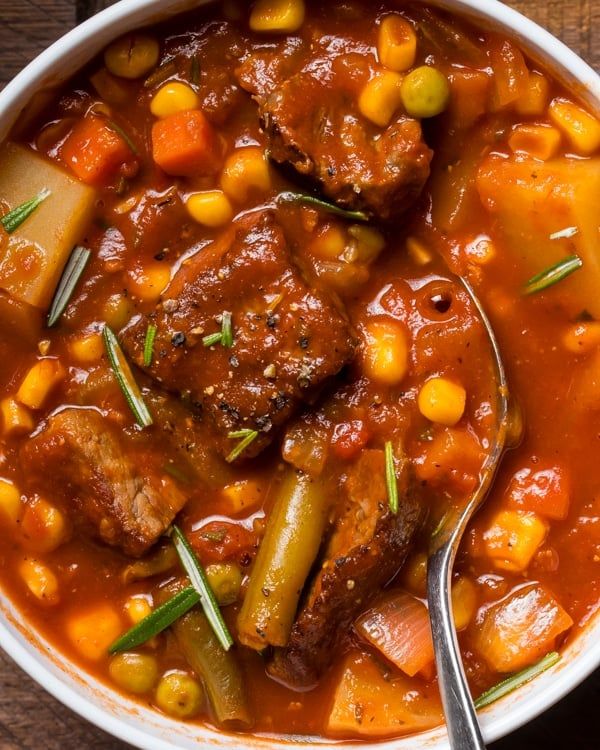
0, 143, 95, 309
0, 478, 23, 524
16, 358, 65, 409
474, 584, 573, 672
451, 576, 477, 631
0, 397, 34, 436
508, 124, 561, 161
483, 509, 548, 572
19, 558, 60, 605
221, 479, 264, 513
67, 604, 123, 660
476, 155, 600, 317
70, 333, 104, 364
310, 224, 347, 261
549, 97, 600, 156
327, 651, 443, 738
515, 71, 549, 116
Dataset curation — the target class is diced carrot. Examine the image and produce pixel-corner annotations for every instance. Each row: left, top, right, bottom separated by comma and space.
487, 34, 529, 109
474, 584, 573, 673
447, 68, 491, 129
151, 110, 221, 177
61, 117, 133, 186
415, 427, 484, 494
505, 461, 571, 520
327, 651, 443, 738
355, 591, 434, 677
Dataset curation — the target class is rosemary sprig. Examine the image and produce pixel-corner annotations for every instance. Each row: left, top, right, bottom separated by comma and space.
103, 325, 153, 428
202, 331, 223, 347
143, 323, 158, 367
47, 246, 91, 327
170, 525, 233, 651
143, 60, 177, 89
109, 585, 199, 654
226, 429, 259, 463
384, 441, 399, 514
277, 191, 370, 222
106, 120, 138, 155
523, 255, 583, 296
474, 652, 560, 709
1, 188, 50, 234
202, 311, 234, 348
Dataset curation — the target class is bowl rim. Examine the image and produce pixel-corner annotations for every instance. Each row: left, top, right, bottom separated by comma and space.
0, 1, 599, 748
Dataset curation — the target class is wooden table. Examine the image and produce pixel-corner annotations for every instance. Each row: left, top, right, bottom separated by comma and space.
0, 1, 599, 748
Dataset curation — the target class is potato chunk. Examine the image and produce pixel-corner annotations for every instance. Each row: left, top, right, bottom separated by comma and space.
0, 142, 95, 309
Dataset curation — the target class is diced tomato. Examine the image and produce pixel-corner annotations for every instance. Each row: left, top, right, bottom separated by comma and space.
415, 427, 484, 494
190, 520, 256, 565
331, 420, 370, 460
151, 110, 221, 177
61, 116, 134, 186
505, 460, 571, 520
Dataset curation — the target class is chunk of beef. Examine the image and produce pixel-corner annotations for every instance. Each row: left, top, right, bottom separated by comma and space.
257, 71, 431, 220
121, 211, 356, 460
21, 408, 187, 556
268, 449, 422, 688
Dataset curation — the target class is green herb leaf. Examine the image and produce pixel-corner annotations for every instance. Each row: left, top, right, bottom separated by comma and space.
170, 525, 234, 651
46, 246, 91, 327
143, 60, 177, 89
202, 331, 223, 347
277, 191, 370, 222
106, 120, 138, 155
1, 188, 50, 234
226, 429, 259, 463
474, 652, 560, 709
384, 441, 399, 514
190, 56, 201, 85
103, 325, 153, 428
109, 585, 199, 654
221, 311, 233, 348
143, 323, 158, 367
523, 255, 582, 296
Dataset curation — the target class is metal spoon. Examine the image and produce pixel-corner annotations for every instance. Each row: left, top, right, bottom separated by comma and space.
427, 276, 510, 750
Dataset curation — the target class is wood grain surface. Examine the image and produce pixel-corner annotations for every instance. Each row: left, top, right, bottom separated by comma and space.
0, 1, 599, 748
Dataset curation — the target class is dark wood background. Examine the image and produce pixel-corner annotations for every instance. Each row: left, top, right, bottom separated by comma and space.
0, 1, 598, 748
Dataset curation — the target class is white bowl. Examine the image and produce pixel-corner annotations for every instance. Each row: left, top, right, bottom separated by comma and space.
0, 1, 599, 748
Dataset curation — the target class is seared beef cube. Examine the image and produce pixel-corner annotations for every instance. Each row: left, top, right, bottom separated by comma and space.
21, 409, 187, 557
257, 71, 432, 220
121, 211, 356, 460
268, 449, 422, 688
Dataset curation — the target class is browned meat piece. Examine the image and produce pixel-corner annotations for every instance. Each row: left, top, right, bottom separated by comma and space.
121, 211, 356, 460
246, 65, 432, 220
21, 408, 187, 556
268, 449, 422, 688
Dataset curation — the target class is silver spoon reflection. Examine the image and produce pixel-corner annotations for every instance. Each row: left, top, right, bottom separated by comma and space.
427, 276, 510, 750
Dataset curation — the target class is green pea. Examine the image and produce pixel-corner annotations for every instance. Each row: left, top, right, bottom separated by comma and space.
205, 562, 243, 606
401, 66, 450, 118
155, 671, 203, 719
109, 653, 159, 694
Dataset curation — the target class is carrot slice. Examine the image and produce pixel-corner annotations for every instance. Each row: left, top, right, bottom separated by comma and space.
61, 117, 133, 186
151, 110, 221, 177
505, 461, 571, 520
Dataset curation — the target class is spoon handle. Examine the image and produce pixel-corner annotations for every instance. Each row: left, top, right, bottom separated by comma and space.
428, 544, 486, 749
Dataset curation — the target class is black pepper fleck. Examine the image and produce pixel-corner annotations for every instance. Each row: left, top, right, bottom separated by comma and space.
171, 332, 186, 347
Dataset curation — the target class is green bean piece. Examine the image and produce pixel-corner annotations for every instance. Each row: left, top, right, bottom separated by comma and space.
237, 469, 329, 650
120, 542, 178, 585
160, 582, 252, 728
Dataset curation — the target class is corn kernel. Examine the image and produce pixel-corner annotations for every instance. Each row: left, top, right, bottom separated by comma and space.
0, 479, 22, 524
103, 293, 133, 330
67, 604, 123, 660
109, 653, 159, 694
104, 35, 160, 80
406, 236, 433, 266
562, 321, 600, 355
249, 0, 305, 33
359, 71, 404, 127
155, 671, 203, 718
508, 123, 561, 161
378, 14, 417, 73
347, 225, 385, 264
19, 559, 59, 605
402, 552, 428, 597
418, 377, 466, 426
549, 97, 600, 156
21, 497, 69, 554
451, 576, 477, 631
186, 190, 234, 227
124, 595, 153, 624
128, 263, 171, 303
0, 397, 34, 436
515, 71, 550, 116
310, 224, 347, 261
70, 333, 104, 364
484, 509, 548, 573
222, 479, 264, 513
221, 147, 271, 203
16, 359, 65, 410
362, 319, 410, 385
150, 81, 200, 119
